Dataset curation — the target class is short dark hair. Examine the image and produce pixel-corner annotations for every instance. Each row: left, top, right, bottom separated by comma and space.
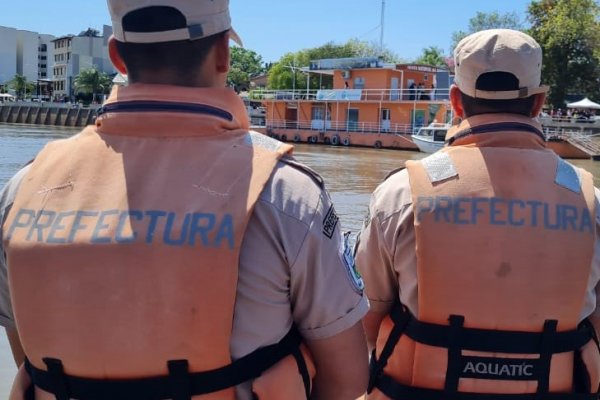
459, 72, 536, 117
114, 6, 226, 83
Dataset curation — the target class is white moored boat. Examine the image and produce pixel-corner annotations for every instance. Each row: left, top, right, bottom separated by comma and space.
411, 123, 450, 153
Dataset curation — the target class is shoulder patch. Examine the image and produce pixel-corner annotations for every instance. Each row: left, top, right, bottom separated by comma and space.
384, 162, 406, 181
280, 156, 324, 189
342, 232, 364, 294
323, 205, 339, 239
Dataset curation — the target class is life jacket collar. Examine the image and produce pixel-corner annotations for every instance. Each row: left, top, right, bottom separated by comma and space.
446, 113, 546, 150
95, 83, 250, 138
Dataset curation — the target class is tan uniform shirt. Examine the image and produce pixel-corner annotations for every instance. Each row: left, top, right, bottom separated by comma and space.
0, 158, 368, 399
356, 168, 600, 322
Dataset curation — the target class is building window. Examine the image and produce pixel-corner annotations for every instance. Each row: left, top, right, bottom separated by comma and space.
354, 77, 365, 90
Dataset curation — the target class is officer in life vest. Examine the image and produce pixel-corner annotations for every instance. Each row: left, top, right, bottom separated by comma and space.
355, 29, 600, 399
0, 1, 370, 399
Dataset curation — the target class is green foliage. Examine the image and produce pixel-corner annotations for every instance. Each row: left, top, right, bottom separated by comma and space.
268, 39, 403, 90
74, 68, 112, 102
451, 11, 524, 52
228, 47, 265, 92
414, 46, 448, 67
528, 0, 600, 108
78, 28, 100, 37
9, 75, 30, 100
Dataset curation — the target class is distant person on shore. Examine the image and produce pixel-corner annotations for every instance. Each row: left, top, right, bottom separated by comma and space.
0, 1, 369, 399
408, 82, 416, 100
356, 29, 600, 399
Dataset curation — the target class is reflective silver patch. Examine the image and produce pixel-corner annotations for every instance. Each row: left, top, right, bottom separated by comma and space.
244, 131, 282, 152
555, 158, 581, 194
421, 152, 458, 183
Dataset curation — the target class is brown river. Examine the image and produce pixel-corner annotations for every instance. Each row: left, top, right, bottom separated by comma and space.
0, 123, 599, 395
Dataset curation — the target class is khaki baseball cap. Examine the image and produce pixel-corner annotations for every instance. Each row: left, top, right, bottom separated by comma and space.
107, 0, 243, 46
454, 29, 548, 100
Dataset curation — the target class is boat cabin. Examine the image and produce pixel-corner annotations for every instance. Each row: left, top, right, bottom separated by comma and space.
256, 57, 453, 149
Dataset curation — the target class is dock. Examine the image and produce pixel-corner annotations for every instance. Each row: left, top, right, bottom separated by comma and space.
0, 104, 99, 127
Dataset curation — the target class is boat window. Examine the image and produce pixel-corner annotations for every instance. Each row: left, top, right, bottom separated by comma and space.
433, 130, 446, 141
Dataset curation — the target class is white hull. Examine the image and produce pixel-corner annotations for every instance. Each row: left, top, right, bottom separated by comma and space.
411, 135, 444, 153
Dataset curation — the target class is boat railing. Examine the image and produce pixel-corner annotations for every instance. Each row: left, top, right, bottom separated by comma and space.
266, 119, 416, 134
250, 88, 450, 103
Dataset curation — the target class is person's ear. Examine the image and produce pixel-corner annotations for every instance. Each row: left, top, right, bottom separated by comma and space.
215, 32, 230, 74
108, 36, 127, 75
530, 93, 546, 117
450, 85, 465, 119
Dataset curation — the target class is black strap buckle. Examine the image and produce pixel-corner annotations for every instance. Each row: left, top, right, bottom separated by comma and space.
168, 360, 191, 400
43, 358, 70, 400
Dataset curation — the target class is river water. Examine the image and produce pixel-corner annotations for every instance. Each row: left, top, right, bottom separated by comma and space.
1, 124, 600, 394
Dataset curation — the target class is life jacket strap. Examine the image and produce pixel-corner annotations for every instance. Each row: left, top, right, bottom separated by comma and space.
24, 326, 307, 400
386, 302, 594, 354
368, 302, 597, 398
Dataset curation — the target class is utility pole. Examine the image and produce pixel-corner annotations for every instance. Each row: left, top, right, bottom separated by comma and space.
380, 0, 386, 57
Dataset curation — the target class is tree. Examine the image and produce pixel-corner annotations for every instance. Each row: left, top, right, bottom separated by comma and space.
74, 68, 112, 103
268, 40, 402, 90
415, 46, 447, 67
228, 47, 265, 92
528, 0, 600, 108
451, 11, 524, 52
9, 75, 31, 100
79, 28, 101, 37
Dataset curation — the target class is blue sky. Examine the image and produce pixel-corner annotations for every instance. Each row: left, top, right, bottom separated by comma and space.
0, 0, 532, 63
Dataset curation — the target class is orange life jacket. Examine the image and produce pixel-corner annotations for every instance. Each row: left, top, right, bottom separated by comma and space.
368, 114, 600, 400
3, 84, 315, 400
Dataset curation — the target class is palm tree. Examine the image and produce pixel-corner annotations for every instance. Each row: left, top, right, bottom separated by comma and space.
74, 68, 112, 104
9, 75, 28, 100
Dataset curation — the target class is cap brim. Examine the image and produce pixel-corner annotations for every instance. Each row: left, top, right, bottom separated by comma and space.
229, 28, 243, 47
472, 85, 549, 100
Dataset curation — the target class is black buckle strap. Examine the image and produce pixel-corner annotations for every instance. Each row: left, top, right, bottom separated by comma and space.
291, 346, 311, 399
393, 312, 593, 355
25, 327, 303, 400
369, 302, 597, 399
167, 360, 191, 400
43, 358, 70, 400
444, 315, 465, 393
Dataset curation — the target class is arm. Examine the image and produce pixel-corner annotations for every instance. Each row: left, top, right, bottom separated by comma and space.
306, 322, 368, 400
286, 180, 369, 399
6, 327, 25, 366
0, 166, 32, 367
362, 311, 386, 353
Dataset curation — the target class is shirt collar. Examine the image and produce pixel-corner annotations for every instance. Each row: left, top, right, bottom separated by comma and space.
95, 84, 250, 137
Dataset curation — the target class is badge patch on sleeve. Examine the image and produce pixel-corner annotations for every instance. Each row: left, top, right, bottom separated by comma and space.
323, 205, 339, 239
342, 232, 364, 293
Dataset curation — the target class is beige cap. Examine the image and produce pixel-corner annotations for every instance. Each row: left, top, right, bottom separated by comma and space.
107, 0, 242, 46
454, 29, 548, 100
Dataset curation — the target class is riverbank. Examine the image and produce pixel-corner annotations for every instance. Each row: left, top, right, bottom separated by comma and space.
0, 104, 99, 127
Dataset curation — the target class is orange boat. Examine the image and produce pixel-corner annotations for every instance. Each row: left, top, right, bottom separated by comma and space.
254, 58, 452, 151
253, 57, 600, 159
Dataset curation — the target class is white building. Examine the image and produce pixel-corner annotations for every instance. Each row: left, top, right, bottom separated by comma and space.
0, 26, 18, 86
0, 26, 55, 98
16, 30, 39, 82
38, 34, 55, 81
52, 26, 115, 101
